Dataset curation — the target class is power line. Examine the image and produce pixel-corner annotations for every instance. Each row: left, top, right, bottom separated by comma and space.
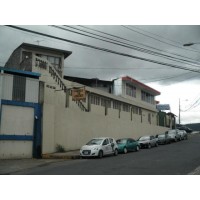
122, 25, 200, 55
64, 66, 168, 70
6, 25, 200, 74
78, 25, 200, 65
143, 72, 191, 83
132, 26, 186, 46
52, 25, 200, 68
133, 25, 200, 53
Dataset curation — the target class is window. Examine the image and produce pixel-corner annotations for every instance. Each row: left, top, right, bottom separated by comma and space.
101, 98, 111, 108
126, 83, 136, 98
38, 54, 61, 72
12, 75, 26, 102
103, 139, 109, 145
113, 101, 121, 110
91, 95, 100, 105
109, 138, 113, 143
133, 106, 139, 114
148, 113, 151, 124
141, 91, 154, 104
122, 103, 130, 112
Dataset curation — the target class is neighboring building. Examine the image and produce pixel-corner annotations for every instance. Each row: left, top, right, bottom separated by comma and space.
64, 76, 113, 93
1, 43, 169, 158
0, 67, 41, 159
157, 111, 176, 129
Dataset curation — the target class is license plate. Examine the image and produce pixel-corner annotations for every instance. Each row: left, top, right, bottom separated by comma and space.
83, 151, 89, 155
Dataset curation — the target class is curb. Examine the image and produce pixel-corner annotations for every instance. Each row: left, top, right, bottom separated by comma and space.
42, 154, 80, 160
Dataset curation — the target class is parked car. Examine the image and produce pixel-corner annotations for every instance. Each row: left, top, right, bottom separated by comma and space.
157, 134, 171, 145
178, 126, 193, 133
167, 130, 181, 142
137, 135, 158, 149
177, 130, 188, 140
116, 138, 140, 154
80, 137, 118, 158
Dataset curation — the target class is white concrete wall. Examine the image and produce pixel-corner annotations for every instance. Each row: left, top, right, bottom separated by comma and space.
0, 105, 34, 159
39, 72, 168, 154
1, 74, 13, 100
0, 141, 33, 159
0, 105, 34, 135
41, 82, 168, 154
25, 78, 39, 103
53, 106, 168, 151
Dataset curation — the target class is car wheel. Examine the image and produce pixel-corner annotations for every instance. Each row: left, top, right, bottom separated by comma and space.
98, 150, 103, 158
136, 145, 140, 151
123, 147, 128, 154
148, 143, 151, 149
114, 148, 118, 156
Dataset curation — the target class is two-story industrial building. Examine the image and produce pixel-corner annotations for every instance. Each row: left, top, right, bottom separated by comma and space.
0, 43, 170, 159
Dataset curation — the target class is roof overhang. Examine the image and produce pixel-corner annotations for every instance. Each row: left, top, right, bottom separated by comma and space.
19, 43, 72, 59
122, 76, 161, 96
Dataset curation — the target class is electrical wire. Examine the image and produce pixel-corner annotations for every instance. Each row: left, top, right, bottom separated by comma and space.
52, 25, 200, 68
79, 25, 200, 64
6, 25, 200, 74
59, 25, 200, 67
132, 26, 191, 47
122, 25, 200, 54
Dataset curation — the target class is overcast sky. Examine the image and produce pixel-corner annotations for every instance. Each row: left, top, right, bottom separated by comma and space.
1, 25, 200, 124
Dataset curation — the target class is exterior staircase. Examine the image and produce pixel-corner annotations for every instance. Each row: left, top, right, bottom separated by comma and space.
35, 56, 89, 112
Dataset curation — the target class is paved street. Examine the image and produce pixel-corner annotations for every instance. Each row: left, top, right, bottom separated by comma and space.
12, 134, 200, 175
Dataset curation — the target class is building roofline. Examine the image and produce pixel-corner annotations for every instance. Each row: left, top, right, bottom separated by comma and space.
18, 43, 72, 59
121, 76, 161, 96
64, 75, 112, 84
0, 66, 41, 78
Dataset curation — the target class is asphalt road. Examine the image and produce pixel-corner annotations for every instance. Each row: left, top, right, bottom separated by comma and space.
14, 134, 200, 175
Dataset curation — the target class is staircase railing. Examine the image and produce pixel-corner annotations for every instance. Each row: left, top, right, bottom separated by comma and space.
35, 56, 89, 112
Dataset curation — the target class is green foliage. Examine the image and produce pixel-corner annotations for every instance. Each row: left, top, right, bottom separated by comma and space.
56, 144, 65, 152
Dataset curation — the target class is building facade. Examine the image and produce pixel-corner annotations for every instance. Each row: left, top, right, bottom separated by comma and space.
1, 43, 169, 158
0, 67, 41, 159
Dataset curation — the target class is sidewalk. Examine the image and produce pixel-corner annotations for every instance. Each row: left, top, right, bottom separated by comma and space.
0, 150, 80, 175
42, 150, 80, 159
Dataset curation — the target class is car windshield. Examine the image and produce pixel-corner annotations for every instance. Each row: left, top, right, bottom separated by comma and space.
168, 133, 175, 136
116, 139, 127, 144
138, 136, 150, 141
158, 135, 165, 138
86, 139, 103, 145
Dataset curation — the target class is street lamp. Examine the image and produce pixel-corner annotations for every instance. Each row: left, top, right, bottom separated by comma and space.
183, 42, 200, 47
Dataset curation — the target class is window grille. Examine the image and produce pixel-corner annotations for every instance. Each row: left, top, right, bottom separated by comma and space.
12, 75, 26, 102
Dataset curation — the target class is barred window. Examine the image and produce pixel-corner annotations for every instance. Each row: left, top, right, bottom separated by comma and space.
12, 75, 26, 102
139, 108, 142, 115
113, 101, 121, 110
148, 113, 151, 124
101, 98, 111, 108
122, 103, 130, 112
91, 95, 100, 105
132, 106, 139, 114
